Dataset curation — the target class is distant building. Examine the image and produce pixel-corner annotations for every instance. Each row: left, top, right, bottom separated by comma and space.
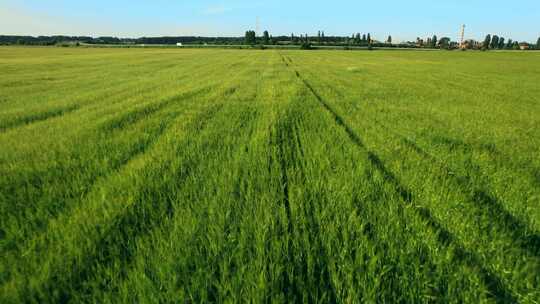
176, 42, 183, 47
519, 43, 529, 50
462, 39, 480, 49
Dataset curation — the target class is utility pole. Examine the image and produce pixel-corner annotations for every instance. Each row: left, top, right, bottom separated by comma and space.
459, 24, 466, 48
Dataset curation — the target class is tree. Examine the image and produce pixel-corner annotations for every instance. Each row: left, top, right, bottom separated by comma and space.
537, 37, 540, 49
483, 34, 491, 49
367, 33, 371, 44
506, 39, 513, 49
263, 30, 270, 45
355, 33, 361, 44
245, 30, 256, 45
387, 35, 392, 44
300, 42, 312, 50
439, 37, 451, 48
498, 37, 505, 49
490, 35, 499, 49
432, 35, 438, 48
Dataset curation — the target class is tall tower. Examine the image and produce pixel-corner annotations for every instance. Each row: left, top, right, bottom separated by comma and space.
459, 24, 466, 48
256, 17, 260, 37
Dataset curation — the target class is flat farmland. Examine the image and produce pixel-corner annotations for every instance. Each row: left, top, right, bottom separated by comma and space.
1, 47, 539, 303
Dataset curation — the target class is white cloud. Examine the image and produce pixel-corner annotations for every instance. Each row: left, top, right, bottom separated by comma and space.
0, 4, 239, 37
202, 4, 232, 15
0, 5, 109, 36
0, 7, 61, 35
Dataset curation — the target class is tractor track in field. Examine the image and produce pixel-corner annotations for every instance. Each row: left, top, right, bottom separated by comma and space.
2, 71, 245, 294
193, 104, 261, 303
0, 85, 219, 258
357, 105, 540, 189
0, 64, 172, 133
96, 56, 251, 134
270, 94, 338, 302
279, 54, 517, 303
99, 85, 213, 132
279, 58, 471, 301
19, 101, 228, 303
280, 55, 412, 203
284, 54, 539, 257
375, 122, 540, 258
274, 123, 294, 236
270, 111, 300, 301
1, 101, 185, 288
1, 59, 252, 228
0, 110, 175, 254
0, 54, 248, 134
0, 75, 160, 132
428, 133, 540, 188
0, 77, 161, 133
385, 112, 540, 190
0, 104, 81, 132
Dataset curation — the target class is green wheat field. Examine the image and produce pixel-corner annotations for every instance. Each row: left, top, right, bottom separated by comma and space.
1, 47, 539, 303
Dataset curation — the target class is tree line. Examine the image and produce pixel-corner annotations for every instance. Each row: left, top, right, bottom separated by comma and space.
0, 35, 248, 46
242, 30, 539, 50
478, 34, 526, 50
1, 33, 539, 50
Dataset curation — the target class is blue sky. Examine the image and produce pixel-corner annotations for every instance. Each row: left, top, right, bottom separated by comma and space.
1, 0, 539, 42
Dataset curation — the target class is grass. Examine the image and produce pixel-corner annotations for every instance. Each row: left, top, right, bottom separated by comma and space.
0, 46, 539, 303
